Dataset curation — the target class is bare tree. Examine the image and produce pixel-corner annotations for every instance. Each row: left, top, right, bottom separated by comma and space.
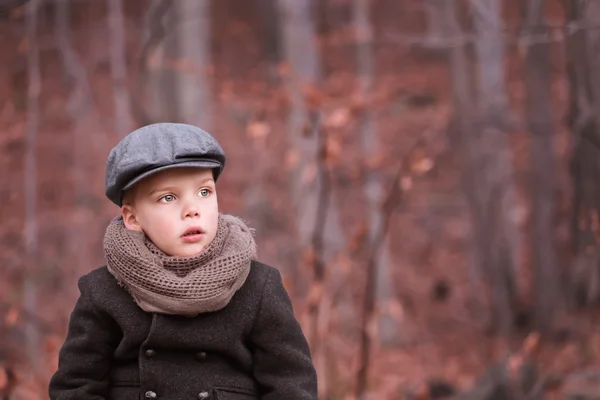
257, 0, 282, 71
353, 0, 397, 345
277, 0, 346, 396
425, 0, 446, 47
277, 0, 344, 290
138, 0, 211, 127
107, 0, 134, 135
469, 0, 522, 338
277, 0, 320, 233
24, 0, 41, 372
565, 0, 600, 308
139, 0, 178, 123
523, 0, 562, 335
445, 0, 521, 338
472, 0, 509, 115
54, 0, 95, 280
172, 0, 212, 128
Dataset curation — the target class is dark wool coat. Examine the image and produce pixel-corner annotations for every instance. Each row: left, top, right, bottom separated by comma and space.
49, 261, 317, 400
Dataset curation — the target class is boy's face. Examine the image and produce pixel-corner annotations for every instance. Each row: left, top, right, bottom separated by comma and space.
121, 167, 219, 257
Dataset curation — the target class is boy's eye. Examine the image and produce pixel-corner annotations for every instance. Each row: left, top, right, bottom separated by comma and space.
199, 189, 210, 197
160, 194, 176, 203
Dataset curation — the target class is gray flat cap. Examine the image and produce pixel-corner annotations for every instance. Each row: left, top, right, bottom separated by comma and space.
105, 123, 226, 206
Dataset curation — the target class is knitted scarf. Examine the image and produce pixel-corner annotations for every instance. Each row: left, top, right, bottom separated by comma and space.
103, 214, 256, 316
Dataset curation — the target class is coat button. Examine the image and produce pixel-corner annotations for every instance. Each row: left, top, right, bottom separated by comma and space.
145, 349, 156, 358
145, 391, 157, 399
198, 392, 210, 399
195, 351, 207, 360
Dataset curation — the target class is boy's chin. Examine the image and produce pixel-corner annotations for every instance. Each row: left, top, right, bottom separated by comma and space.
167, 243, 207, 257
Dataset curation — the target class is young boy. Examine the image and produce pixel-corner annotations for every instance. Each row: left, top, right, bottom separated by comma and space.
49, 123, 318, 400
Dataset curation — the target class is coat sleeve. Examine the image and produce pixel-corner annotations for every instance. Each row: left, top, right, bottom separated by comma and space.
49, 275, 118, 400
250, 267, 318, 399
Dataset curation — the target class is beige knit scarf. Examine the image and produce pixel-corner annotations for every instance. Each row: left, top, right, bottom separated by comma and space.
103, 214, 256, 316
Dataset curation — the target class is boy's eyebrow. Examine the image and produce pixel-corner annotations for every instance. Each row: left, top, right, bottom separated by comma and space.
148, 178, 215, 196
148, 186, 177, 196
196, 177, 216, 187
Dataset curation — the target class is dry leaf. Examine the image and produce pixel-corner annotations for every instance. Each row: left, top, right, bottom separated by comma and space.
17, 38, 28, 54
303, 84, 324, 109
412, 157, 434, 175
301, 163, 318, 184
45, 335, 62, 354
171, 58, 194, 73
302, 247, 316, 266
301, 121, 314, 137
400, 176, 413, 191
5, 307, 18, 326
0, 367, 7, 390
147, 51, 164, 70
325, 108, 351, 129
366, 314, 379, 341
522, 332, 540, 357
385, 299, 405, 320
349, 221, 368, 254
307, 282, 323, 306
277, 61, 291, 78
285, 150, 300, 169
365, 153, 385, 170
325, 136, 342, 165
335, 253, 353, 276
507, 354, 523, 378
246, 121, 271, 139
282, 275, 294, 292
10, 4, 26, 20
592, 209, 599, 233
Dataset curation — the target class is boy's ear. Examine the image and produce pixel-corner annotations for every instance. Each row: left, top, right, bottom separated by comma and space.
121, 205, 142, 231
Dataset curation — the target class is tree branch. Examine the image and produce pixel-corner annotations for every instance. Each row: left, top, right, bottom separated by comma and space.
107, 0, 133, 136
354, 136, 422, 398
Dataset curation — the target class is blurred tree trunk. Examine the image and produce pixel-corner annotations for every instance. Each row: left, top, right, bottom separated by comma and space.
107, 0, 134, 135
469, 0, 521, 338
24, 0, 40, 372
172, 0, 212, 128
565, 0, 600, 308
257, 0, 282, 69
54, 0, 95, 281
353, 2, 397, 398
139, 0, 178, 123
472, 0, 509, 115
444, 0, 486, 327
353, 0, 397, 346
277, 0, 345, 396
523, 0, 562, 335
0, 51, 8, 111
138, 0, 212, 144
447, 0, 520, 338
277, 0, 322, 285
425, 0, 445, 47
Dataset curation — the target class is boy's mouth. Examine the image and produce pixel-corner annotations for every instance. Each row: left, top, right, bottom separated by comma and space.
181, 227, 205, 243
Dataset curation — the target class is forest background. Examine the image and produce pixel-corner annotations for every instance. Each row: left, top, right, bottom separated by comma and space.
1, 0, 600, 399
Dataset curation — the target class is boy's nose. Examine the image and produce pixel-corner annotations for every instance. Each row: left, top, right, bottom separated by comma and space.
184, 207, 200, 218
185, 209, 200, 218
183, 201, 201, 218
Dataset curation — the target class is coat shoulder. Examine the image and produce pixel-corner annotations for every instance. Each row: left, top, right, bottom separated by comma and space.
238, 261, 284, 302
79, 266, 119, 291
249, 259, 278, 276
246, 260, 281, 286
77, 266, 131, 308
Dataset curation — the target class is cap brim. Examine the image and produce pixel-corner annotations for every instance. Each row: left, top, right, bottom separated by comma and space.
122, 160, 222, 192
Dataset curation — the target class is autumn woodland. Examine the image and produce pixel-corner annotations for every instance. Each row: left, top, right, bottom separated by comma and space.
1, 0, 600, 398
